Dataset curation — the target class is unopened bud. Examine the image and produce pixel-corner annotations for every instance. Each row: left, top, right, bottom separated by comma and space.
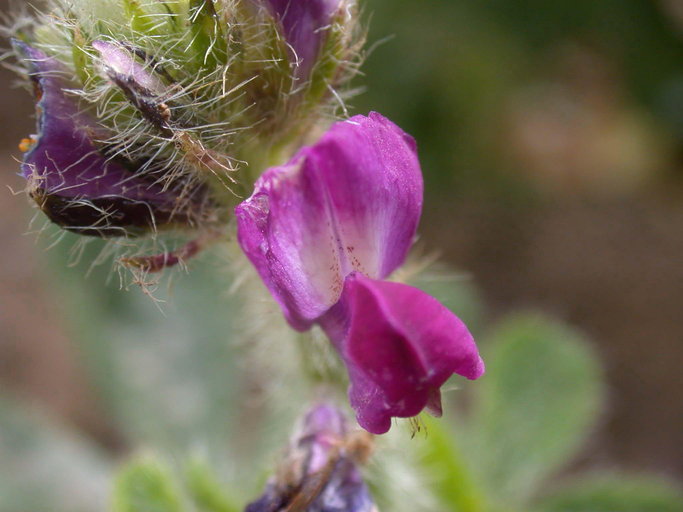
245, 404, 378, 512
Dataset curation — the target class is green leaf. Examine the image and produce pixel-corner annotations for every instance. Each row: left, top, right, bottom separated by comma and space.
123, 0, 160, 35
185, 458, 241, 512
41, 232, 295, 491
465, 313, 603, 505
188, 0, 227, 69
534, 475, 683, 512
70, 20, 93, 85
367, 426, 445, 512
113, 457, 183, 512
421, 416, 487, 512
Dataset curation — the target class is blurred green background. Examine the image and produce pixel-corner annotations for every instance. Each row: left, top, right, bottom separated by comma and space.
0, 0, 682, 510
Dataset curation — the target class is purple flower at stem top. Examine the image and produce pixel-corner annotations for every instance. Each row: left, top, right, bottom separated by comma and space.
236, 112, 484, 434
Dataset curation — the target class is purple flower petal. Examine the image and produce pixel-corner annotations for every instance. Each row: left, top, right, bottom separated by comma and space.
235, 112, 422, 330
261, 0, 343, 77
14, 41, 204, 237
323, 274, 485, 435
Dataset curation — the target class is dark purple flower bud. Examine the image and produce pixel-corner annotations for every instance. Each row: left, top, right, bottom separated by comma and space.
235, 113, 484, 434
245, 404, 377, 512
260, 0, 345, 78
14, 41, 207, 237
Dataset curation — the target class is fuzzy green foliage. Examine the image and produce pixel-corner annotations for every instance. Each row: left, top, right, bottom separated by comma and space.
421, 312, 604, 511
2, 239, 682, 512
112, 456, 241, 512
418, 312, 682, 512
188, 0, 229, 70
466, 314, 603, 505
534, 476, 683, 512
185, 459, 241, 512
421, 416, 486, 512
113, 457, 183, 512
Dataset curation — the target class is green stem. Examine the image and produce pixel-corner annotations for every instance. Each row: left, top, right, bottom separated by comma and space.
422, 416, 489, 512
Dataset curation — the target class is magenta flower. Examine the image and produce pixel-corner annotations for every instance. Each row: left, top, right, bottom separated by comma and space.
261, 0, 344, 77
246, 404, 376, 512
14, 41, 207, 237
236, 112, 484, 434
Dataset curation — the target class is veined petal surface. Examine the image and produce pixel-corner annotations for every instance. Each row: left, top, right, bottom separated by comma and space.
235, 112, 422, 329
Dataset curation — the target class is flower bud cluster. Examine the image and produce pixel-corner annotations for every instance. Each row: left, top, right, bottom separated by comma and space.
10, 0, 361, 254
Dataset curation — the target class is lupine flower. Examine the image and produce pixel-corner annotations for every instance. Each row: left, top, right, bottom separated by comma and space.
236, 112, 484, 434
245, 404, 377, 512
14, 40, 211, 238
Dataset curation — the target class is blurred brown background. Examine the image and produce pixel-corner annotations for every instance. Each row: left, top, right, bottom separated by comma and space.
1, 0, 682, 484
